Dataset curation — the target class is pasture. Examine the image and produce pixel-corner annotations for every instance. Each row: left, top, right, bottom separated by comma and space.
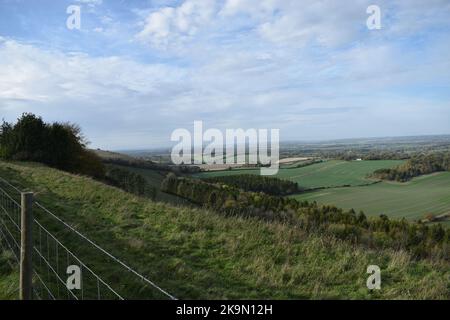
195, 160, 404, 189
293, 172, 450, 221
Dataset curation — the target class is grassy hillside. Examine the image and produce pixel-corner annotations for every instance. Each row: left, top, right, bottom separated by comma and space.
195, 160, 404, 189
0, 161, 448, 299
106, 164, 190, 205
293, 172, 450, 222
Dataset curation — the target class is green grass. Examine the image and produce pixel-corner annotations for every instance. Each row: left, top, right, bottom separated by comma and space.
293, 172, 450, 221
110, 164, 166, 189
0, 249, 18, 300
0, 272, 18, 300
107, 164, 190, 205
195, 160, 404, 189
0, 161, 448, 299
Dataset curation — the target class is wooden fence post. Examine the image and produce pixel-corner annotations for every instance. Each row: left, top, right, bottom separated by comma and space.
20, 192, 33, 300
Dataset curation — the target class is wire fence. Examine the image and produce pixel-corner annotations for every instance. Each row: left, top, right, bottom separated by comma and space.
0, 176, 176, 300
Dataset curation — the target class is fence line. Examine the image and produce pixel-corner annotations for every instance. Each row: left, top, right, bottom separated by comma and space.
33, 218, 123, 300
0, 176, 22, 193
35, 201, 176, 300
0, 176, 176, 300
0, 210, 20, 257
0, 225, 19, 263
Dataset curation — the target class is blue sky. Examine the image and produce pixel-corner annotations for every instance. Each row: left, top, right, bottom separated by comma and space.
0, 0, 449, 150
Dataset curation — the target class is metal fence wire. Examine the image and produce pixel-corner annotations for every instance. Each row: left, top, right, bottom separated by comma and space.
0, 176, 176, 300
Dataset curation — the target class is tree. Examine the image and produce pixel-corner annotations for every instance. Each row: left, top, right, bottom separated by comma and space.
0, 113, 104, 178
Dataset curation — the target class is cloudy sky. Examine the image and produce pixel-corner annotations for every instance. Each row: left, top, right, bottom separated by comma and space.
0, 0, 449, 150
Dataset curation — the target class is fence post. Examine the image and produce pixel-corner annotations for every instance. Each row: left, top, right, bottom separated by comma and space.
20, 192, 33, 300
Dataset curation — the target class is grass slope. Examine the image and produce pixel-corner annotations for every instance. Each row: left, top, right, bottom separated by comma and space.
195, 160, 404, 189
293, 172, 450, 222
0, 161, 448, 299
106, 164, 190, 205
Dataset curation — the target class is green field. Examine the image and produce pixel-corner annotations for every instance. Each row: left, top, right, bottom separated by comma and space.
196, 159, 450, 223
293, 172, 450, 221
196, 160, 404, 189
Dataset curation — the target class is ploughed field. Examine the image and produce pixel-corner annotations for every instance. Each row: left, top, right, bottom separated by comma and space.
195, 160, 405, 189
292, 172, 450, 222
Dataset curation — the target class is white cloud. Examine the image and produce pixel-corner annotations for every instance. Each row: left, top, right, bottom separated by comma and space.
137, 0, 370, 49
75, 0, 103, 7
137, 0, 450, 50
0, 39, 185, 103
136, 0, 218, 48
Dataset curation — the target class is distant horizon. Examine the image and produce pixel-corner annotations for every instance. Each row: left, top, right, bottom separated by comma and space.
111, 133, 450, 153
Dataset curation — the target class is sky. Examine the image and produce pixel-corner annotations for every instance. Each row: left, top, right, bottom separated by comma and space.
0, 0, 449, 150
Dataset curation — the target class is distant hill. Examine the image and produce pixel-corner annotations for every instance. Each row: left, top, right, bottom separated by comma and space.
90, 149, 137, 161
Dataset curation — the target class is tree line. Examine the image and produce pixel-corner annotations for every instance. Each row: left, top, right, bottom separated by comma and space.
372, 152, 450, 181
105, 165, 157, 199
0, 113, 104, 178
322, 151, 410, 161
204, 174, 302, 195
103, 158, 201, 174
0, 113, 158, 200
161, 173, 449, 260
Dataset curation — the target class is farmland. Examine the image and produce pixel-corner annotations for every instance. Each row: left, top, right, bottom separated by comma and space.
292, 172, 450, 222
195, 159, 450, 224
195, 160, 405, 189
